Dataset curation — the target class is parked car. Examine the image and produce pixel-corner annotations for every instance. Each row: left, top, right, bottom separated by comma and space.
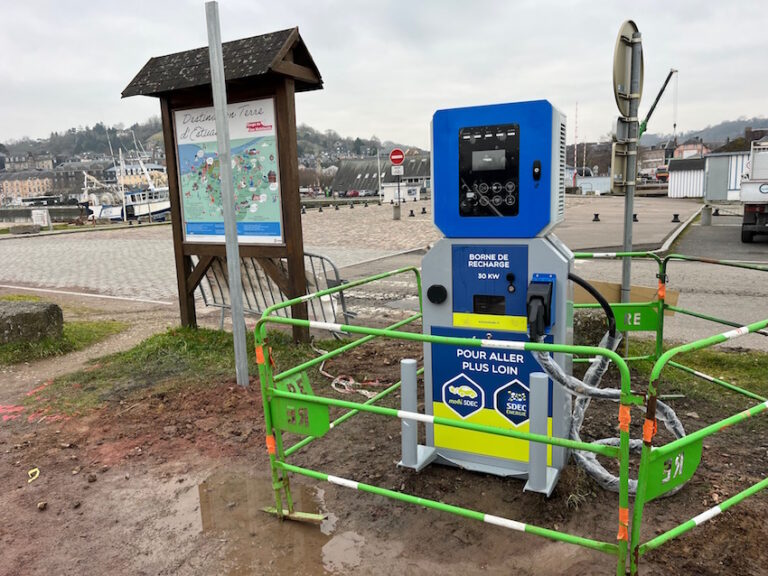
359, 189, 377, 197
346, 190, 360, 197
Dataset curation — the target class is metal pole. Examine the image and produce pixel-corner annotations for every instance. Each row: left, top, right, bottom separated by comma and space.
376, 149, 382, 197
573, 102, 578, 186
620, 32, 642, 349
399, 358, 418, 468
119, 149, 127, 222
205, 1, 249, 388
525, 372, 549, 493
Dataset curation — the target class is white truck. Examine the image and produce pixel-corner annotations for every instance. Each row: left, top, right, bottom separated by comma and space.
739, 140, 768, 243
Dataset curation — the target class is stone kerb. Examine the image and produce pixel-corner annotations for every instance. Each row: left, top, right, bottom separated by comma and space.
0, 301, 64, 345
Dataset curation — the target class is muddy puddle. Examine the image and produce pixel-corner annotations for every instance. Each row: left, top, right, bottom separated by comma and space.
198, 470, 361, 575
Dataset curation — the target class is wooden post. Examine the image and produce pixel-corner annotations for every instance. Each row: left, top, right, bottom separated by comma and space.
275, 77, 309, 342
161, 96, 197, 328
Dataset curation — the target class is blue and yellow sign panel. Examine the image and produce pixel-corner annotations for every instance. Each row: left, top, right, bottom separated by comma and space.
431, 327, 552, 463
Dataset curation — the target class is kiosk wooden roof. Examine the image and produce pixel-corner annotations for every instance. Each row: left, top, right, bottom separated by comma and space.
122, 27, 322, 98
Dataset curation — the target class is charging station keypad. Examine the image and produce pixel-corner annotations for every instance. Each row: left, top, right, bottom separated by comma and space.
458, 123, 520, 217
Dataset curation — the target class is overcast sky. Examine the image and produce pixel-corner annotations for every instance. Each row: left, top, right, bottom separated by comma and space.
2, 0, 766, 149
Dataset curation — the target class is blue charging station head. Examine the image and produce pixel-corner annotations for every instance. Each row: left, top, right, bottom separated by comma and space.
432, 100, 566, 239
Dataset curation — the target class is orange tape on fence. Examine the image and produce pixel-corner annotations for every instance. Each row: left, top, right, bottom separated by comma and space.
265, 434, 276, 455
617, 507, 629, 541
642, 418, 657, 443
255, 345, 266, 365
618, 404, 631, 433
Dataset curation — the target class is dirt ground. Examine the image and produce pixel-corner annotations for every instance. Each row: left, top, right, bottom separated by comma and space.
2, 320, 768, 576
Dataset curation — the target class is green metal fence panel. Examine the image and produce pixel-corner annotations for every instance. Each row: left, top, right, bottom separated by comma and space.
611, 302, 659, 332
269, 372, 329, 437
250, 253, 768, 576
643, 439, 703, 502
278, 461, 620, 556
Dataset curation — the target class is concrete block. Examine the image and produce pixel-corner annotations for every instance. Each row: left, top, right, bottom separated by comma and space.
0, 301, 64, 344
9, 224, 41, 235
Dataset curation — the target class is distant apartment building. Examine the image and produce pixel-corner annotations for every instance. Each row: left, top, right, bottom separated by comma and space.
0, 170, 54, 204
331, 154, 431, 194
674, 139, 711, 159
745, 128, 768, 146
53, 159, 113, 198
5, 155, 31, 172
5, 152, 55, 172
639, 148, 666, 174
638, 141, 675, 175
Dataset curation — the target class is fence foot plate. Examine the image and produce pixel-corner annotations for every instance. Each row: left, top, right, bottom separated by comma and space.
262, 506, 327, 524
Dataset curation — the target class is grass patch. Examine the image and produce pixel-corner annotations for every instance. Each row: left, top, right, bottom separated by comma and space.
628, 338, 768, 411
26, 327, 346, 416
0, 293, 42, 302
0, 320, 126, 367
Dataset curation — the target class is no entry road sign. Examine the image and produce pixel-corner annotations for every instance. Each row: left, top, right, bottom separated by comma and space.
389, 148, 405, 165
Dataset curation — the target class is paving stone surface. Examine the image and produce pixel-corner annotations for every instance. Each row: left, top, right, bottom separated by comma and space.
0, 196, 699, 303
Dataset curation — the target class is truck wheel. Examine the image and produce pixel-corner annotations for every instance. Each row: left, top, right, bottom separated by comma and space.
741, 229, 754, 243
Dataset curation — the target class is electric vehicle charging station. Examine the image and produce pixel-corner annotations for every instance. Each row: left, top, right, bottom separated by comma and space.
401, 100, 572, 495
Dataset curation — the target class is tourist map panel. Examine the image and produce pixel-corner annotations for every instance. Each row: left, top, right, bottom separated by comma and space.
174, 98, 283, 244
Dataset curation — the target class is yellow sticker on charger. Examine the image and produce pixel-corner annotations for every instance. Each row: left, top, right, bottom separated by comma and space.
452, 312, 527, 332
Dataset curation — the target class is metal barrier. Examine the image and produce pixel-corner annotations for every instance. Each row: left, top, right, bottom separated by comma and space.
573, 251, 768, 573
196, 252, 354, 332
253, 254, 768, 575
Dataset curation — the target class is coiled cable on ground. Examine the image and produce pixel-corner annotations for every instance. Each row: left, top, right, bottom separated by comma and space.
531, 273, 687, 495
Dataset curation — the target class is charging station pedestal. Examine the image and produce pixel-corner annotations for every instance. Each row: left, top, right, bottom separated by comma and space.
401, 100, 572, 496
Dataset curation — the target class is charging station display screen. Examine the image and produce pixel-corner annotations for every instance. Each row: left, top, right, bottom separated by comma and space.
472, 150, 506, 172
473, 295, 506, 315
459, 124, 520, 218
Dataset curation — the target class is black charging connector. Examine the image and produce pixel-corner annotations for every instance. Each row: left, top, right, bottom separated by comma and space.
526, 281, 553, 342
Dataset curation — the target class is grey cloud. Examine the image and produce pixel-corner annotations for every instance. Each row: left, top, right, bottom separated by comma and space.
1, 0, 766, 147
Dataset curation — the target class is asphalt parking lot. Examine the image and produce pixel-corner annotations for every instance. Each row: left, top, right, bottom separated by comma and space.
676, 214, 768, 260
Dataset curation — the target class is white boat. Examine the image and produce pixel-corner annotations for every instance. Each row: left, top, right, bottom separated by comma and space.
123, 156, 170, 221
81, 155, 170, 222
124, 186, 171, 221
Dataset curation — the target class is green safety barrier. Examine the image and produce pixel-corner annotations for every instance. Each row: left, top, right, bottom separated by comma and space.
252, 254, 768, 575
576, 301, 659, 332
